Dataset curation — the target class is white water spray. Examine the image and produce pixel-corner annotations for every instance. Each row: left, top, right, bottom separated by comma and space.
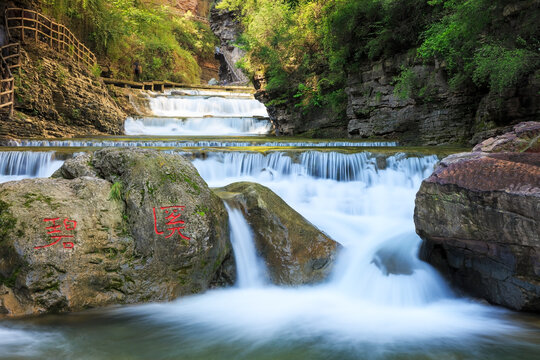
119, 150, 515, 345
124, 116, 272, 136
225, 204, 267, 288
149, 93, 269, 118
0, 151, 64, 183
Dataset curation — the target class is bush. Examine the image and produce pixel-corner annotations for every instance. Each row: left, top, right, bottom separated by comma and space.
42, 0, 217, 83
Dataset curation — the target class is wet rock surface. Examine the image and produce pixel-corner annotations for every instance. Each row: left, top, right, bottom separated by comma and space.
0, 148, 232, 317
415, 123, 540, 311
215, 181, 340, 285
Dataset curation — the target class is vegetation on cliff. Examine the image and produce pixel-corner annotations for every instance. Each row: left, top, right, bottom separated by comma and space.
41, 0, 217, 83
219, 0, 539, 114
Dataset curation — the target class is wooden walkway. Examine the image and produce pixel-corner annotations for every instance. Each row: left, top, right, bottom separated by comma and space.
103, 78, 255, 94
5, 8, 97, 68
0, 8, 243, 117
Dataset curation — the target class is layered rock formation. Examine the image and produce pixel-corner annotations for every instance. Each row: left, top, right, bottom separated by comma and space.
215, 182, 340, 285
0, 148, 232, 317
415, 122, 540, 311
346, 56, 540, 145
0, 42, 126, 139
210, 1, 250, 85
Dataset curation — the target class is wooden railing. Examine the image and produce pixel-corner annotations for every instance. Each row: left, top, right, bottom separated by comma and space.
103, 78, 255, 93
5, 8, 96, 68
1, 42, 21, 73
0, 55, 14, 117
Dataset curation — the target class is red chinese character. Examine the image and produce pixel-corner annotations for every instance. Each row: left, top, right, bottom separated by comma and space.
153, 206, 191, 240
34, 218, 77, 250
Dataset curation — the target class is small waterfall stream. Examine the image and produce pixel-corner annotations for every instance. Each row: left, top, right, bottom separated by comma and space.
225, 204, 267, 288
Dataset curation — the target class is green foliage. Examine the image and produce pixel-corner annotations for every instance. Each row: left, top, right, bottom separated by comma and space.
219, 0, 434, 115
42, 0, 217, 83
419, 0, 540, 92
473, 45, 538, 93
90, 63, 102, 78
55, 66, 68, 86
109, 181, 123, 201
393, 67, 418, 100
0, 200, 16, 243
220, 0, 538, 119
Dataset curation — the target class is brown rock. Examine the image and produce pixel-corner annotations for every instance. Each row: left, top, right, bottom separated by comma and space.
215, 182, 340, 285
414, 128, 540, 311
472, 121, 540, 153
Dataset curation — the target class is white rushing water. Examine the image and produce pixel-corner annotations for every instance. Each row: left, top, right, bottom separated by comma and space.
225, 204, 267, 288
124, 91, 273, 136
13, 139, 398, 148
0, 151, 64, 183
119, 151, 515, 345
149, 93, 269, 118
0, 149, 525, 358
124, 117, 272, 136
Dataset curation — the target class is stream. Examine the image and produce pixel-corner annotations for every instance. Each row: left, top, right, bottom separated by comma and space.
0, 89, 538, 359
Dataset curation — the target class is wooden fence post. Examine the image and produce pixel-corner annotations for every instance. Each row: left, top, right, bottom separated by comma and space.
20, 10, 25, 42
9, 80, 13, 117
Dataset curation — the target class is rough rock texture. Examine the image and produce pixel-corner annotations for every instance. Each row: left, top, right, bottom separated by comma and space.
0, 41, 126, 139
415, 124, 540, 311
472, 121, 540, 153
210, 1, 250, 85
253, 50, 539, 143
346, 54, 540, 146
255, 91, 348, 137
0, 148, 232, 317
215, 182, 340, 285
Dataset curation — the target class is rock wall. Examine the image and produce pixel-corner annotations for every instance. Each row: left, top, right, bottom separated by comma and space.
346, 54, 540, 145
414, 122, 540, 311
0, 42, 126, 139
210, 1, 250, 85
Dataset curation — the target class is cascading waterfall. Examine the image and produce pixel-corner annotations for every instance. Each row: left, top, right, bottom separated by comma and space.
0, 151, 64, 183
125, 91, 272, 136
13, 139, 398, 148
148, 94, 269, 118
225, 204, 267, 288
0, 148, 530, 359
124, 116, 272, 136
116, 150, 515, 348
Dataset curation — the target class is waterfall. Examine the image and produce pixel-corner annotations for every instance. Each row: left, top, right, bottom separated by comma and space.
122, 90, 273, 136
148, 93, 269, 118
194, 151, 437, 185
225, 204, 267, 288
0, 151, 64, 183
13, 139, 398, 148
124, 117, 272, 136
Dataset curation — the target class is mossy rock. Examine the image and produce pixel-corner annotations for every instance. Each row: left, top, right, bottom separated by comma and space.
214, 182, 340, 285
0, 149, 232, 318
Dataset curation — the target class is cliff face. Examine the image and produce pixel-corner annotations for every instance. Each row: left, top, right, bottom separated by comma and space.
210, 1, 250, 85
255, 51, 540, 143
346, 54, 540, 145
0, 42, 126, 139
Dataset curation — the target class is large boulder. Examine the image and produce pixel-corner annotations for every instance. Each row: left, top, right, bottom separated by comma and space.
215, 182, 340, 285
0, 148, 232, 317
414, 125, 540, 311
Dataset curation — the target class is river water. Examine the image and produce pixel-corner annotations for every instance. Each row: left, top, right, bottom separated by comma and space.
0, 90, 538, 359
